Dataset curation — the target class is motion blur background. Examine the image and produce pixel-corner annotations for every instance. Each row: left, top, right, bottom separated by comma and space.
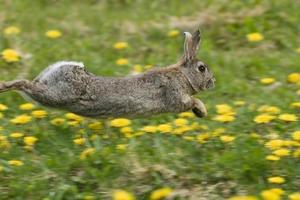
0, 1, 300, 200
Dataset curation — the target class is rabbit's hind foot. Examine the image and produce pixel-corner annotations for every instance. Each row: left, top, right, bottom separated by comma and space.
192, 98, 207, 118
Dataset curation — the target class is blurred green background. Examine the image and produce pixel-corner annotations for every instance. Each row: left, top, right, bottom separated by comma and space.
0, 0, 300, 200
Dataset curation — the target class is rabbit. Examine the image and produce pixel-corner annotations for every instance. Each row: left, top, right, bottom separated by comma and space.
0, 29, 215, 118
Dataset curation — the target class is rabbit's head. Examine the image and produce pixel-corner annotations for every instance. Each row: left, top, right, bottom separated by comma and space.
178, 29, 215, 93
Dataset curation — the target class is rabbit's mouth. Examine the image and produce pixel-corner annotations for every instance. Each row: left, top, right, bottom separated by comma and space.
205, 77, 215, 89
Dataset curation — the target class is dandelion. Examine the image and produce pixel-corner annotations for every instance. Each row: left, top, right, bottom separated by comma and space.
19, 103, 35, 110
31, 110, 47, 118
132, 64, 143, 73
45, 30, 62, 38
114, 42, 128, 50
88, 121, 102, 130
220, 135, 235, 143
272, 148, 290, 157
213, 115, 235, 122
24, 136, 38, 146
290, 102, 300, 108
80, 148, 96, 160
287, 73, 300, 83
120, 127, 133, 134
266, 155, 280, 161
50, 118, 65, 126
65, 113, 84, 122
289, 193, 300, 200
116, 58, 129, 66
174, 118, 188, 126
168, 29, 180, 37
260, 78, 275, 85
8, 160, 24, 166
261, 189, 281, 200
10, 114, 32, 124
234, 101, 246, 106
292, 131, 300, 141
1, 49, 20, 63
141, 125, 157, 133
228, 196, 258, 200
247, 32, 264, 42
178, 112, 195, 118
216, 104, 235, 115
278, 114, 298, 122
258, 105, 281, 114
112, 190, 135, 200
254, 114, 276, 124
110, 118, 131, 127
4, 26, 20, 35
157, 124, 172, 133
0, 104, 8, 111
150, 187, 173, 200
265, 140, 284, 150
73, 138, 85, 145
267, 176, 285, 184
9, 132, 24, 138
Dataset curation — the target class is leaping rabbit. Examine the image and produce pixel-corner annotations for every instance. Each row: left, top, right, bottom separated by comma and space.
0, 29, 215, 118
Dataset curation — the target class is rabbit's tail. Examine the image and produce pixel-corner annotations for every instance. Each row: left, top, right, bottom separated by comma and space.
0, 80, 31, 93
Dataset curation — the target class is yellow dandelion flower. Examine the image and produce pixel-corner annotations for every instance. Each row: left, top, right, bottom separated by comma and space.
254, 114, 276, 124
268, 188, 285, 196
88, 121, 102, 130
73, 138, 85, 145
120, 127, 133, 134
213, 115, 236, 122
116, 58, 129, 66
4, 26, 20, 35
220, 135, 235, 143
157, 124, 172, 133
113, 42, 128, 50
116, 144, 127, 151
272, 148, 290, 157
80, 148, 96, 160
31, 110, 47, 118
290, 102, 300, 108
178, 112, 195, 118
45, 30, 62, 38
110, 118, 131, 127
228, 196, 258, 200
278, 114, 298, 122
260, 78, 275, 85
246, 32, 264, 42
10, 132, 24, 138
266, 155, 280, 161
261, 190, 281, 200
24, 136, 38, 146
141, 125, 157, 133
174, 118, 188, 126
168, 30, 180, 37
267, 176, 285, 184
287, 73, 300, 83
65, 113, 84, 122
289, 193, 300, 200
197, 133, 210, 143
19, 103, 35, 110
132, 64, 143, 73
150, 187, 173, 200
1, 49, 20, 63
292, 131, 300, 141
112, 190, 135, 200
234, 101, 246, 106
258, 105, 281, 114
50, 118, 65, 126
173, 126, 192, 135
265, 140, 284, 150
10, 114, 32, 124
0, 104, 8, 111
216, 104, 235, 115
8, 160, 24, 166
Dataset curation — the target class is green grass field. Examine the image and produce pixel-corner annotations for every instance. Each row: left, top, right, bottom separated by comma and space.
0, 0, 300, 199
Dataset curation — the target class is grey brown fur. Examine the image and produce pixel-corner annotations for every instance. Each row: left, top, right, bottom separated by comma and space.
0, 30, 215, 118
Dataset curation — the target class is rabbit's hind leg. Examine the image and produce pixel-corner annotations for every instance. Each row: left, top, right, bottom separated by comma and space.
0, 80, 33, 93
191, 98, 207, 118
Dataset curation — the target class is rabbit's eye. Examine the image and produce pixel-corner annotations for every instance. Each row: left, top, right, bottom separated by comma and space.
198, 65, 206, 73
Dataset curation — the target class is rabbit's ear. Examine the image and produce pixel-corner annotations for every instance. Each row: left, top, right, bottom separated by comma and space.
182, 29, 201, 64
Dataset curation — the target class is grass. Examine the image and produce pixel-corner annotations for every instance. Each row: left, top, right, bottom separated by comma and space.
0, 0, 300, 199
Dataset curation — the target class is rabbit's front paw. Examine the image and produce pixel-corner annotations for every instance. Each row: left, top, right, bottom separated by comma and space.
192, 98, 207, 118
